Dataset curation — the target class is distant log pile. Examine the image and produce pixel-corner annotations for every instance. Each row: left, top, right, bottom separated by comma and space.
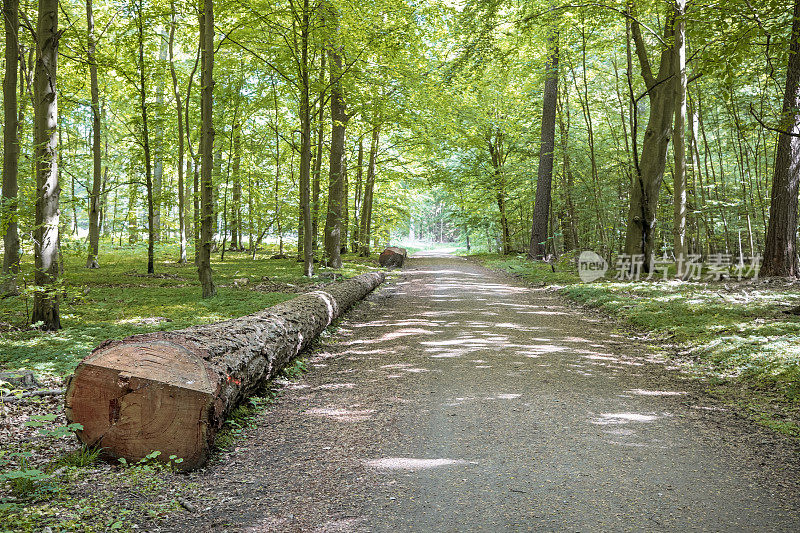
65, 272, 385, 470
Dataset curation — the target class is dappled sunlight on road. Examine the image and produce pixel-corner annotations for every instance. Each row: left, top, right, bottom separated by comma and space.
591, 412, 662, 425
625, 389, 687, 397
305, 407, 375, 422
364, 458, 469, 471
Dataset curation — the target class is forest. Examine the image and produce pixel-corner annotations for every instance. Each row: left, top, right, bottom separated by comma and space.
1, 0, 800, 528
1, 0, 798, 324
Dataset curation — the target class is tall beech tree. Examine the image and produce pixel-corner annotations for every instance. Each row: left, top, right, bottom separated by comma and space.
358, 121, 380, 257
323, 3, 347, 268
761, 0, 800, 278
169, 0, 187, 264
672, 0, 688, 272
85, 0, 102, 269
623, 1, 677, 264
135, 0, 155, 274
2, 0, 20, 294
32, 0, 61, 330
198, 0, 216, 297
298, 0, 314, 277
529, 31, 559, 260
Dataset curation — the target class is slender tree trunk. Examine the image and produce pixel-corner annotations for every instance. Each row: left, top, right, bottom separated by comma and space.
341, 153, 348, 254
136, 0, 155, 274
761, 0, 800, 277
312, 53, 326, 255
2, 0, 21, 294
184, 40, 201, 264
488, 131, 510, 255
193, 159, 200, 263
299, 0, 314, 276
673, 0, 688, 272
32, 0, 61, 330
231, 120, 242, 250
153, 32, 168, 241
352, 140, 363, 252
496, 184, 510, 254
198, 0, 216, 296
85, 0, 102, 269
529, 31, 558, 260
624, 4, 677, 266
358, 125, 379, 257
169, 1, 187, 264
324, 16, 346, 268
573, 26, 607, 252
272, 75, 282, 256
558, 74, 578, 251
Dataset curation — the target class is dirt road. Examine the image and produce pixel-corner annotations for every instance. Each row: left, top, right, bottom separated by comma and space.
162, 253, 800, 532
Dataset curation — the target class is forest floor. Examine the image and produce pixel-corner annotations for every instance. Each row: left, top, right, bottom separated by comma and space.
2, 248, 799, 531
0, 243, 380, 531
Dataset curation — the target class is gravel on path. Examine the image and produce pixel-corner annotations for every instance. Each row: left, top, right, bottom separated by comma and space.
159, 252, 800, 532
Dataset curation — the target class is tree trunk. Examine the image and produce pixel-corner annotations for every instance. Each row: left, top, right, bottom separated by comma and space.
496, 186, 510, 254
358, 125, 379, 257
127, 178, 138, 244
324, 16, 347, 269
352, 140, 363, 252
624, 4, 677, 265
341, 153, 349, 254
231, 120, 242, 250
673, 0, 688, 272
529, 31, 558, 260
85, 0, 102, 269
272, 74, 282, 256
137, 0, 155, 275
312, 53, 326, 255
152, 32, 168, 241
2, 0, 21, 294
65, 272, 384, 470
299, 0, 314, 276
761, 0, 800, 278
198, 0, 216, 297
32, 0, 61, 330
488, 132, 510, 255
169, 1, 187, 264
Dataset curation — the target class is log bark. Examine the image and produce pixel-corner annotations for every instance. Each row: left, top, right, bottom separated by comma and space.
64, 271, 385, 470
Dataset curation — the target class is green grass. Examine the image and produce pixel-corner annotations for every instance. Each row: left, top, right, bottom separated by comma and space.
469, 252, 800, 436
0, 239, 378, 376
470, 252, 581, 285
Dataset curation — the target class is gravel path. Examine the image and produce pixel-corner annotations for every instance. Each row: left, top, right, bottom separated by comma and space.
162, 253, 800, 532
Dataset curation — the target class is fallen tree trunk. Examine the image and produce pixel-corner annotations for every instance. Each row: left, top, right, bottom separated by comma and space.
65, 271, 384, 470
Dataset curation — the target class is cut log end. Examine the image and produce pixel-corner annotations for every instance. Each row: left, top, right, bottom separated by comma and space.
65, 340, 217, 470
